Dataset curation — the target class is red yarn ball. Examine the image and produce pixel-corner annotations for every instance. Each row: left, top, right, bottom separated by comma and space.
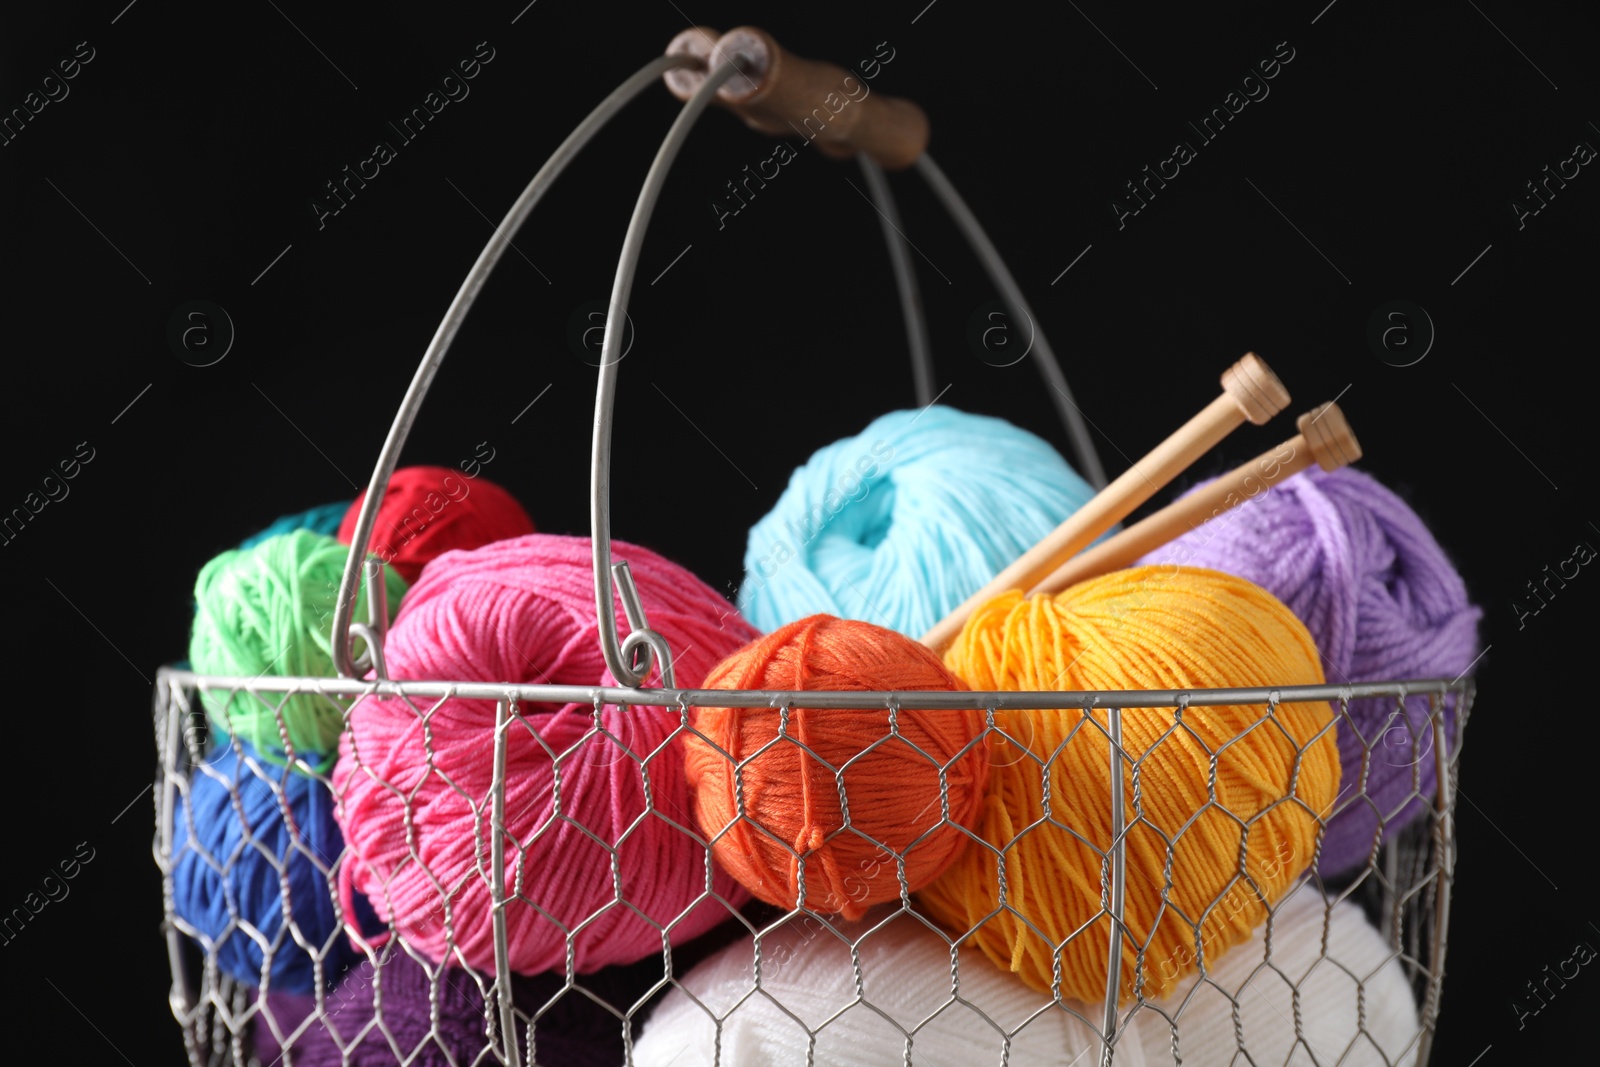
337, 465, 535, 583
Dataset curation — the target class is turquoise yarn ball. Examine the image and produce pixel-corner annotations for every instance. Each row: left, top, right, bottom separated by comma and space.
238, 500, 352, 550
739, 406, 1100, 637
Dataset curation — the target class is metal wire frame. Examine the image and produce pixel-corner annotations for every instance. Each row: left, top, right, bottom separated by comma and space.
588, 57, 744, 690
913, 153, 1108, 491
858, 155, 935, 408
328, 52, 699, 682
153, 670, 1471, 1066
860, 153, 1108, 485
585, 73, 1108, 686
154, 672, 1468, 712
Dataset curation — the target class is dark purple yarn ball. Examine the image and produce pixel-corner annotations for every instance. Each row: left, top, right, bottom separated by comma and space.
1139, 466, 1481, 876
254, 947, 666, 1066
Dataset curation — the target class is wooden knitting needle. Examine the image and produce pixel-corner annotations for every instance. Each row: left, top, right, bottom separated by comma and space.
664, 26, 930, 169
1027, 401, 1362, 597
919, 353, 1290, 651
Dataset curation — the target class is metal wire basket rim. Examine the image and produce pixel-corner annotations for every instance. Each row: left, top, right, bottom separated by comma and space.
158, 668, 1470, 711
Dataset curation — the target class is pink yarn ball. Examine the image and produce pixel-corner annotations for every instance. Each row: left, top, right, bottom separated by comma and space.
333, 533, 757, 975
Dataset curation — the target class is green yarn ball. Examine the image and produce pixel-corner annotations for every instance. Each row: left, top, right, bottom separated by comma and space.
189, 530, 408, 761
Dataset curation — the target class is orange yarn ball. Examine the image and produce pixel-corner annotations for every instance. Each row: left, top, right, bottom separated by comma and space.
685, 615, 989, 920
918, 566, 1341, 1002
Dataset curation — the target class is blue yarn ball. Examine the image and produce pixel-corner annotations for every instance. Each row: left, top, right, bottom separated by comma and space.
171, 739, 352, 994
739, 406, 1100, 637
238, 500, 353, 550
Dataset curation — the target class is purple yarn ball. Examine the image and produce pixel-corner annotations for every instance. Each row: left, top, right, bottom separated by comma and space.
254, 947, 661, 1066
1138, 466, 1481, 876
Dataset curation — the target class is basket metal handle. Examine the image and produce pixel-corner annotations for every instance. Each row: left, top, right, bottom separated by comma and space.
334, 32, 1109, 685
587, 60, 743, 686
664, 26, 1107, 486
329, 54, 698, 679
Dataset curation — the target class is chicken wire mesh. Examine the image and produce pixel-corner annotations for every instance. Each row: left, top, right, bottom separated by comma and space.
152, 671, 1471, 1066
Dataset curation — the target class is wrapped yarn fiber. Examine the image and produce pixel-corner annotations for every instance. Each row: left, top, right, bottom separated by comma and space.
1138, 466, 1482, 876
181, 503, 354, 749
179, 502, 352, 668
171, 739, 351, 994
255, 945, 664, 1067
252, 988, 313, 1064
685, 615, 987, 919
189, 530, 407, 763
336, 464, 535, 584
1125, 887, 1421, 1066
920, 567, 1341, 1002
632, 891, 1418, 1066
238, 499, 352, 550
739, 406, 1098, 637
634, 907, 1106, 1066
333, 533, 757, 976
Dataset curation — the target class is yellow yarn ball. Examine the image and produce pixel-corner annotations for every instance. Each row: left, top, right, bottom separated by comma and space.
918, 566, 1341, 1002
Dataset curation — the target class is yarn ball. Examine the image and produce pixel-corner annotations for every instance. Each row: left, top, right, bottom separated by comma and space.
171, 739, 351, 994
252, 988, 314, 1063
336, 465, 535, 584
738, 406, 1099, 637
239, 500, 352, 550
189, 530, 408, 762
633, 891, 1418, 1066
920, 567, 1341, 1002
254, 946, 665, 1067
175, 504, 353, 750
334, 533, 758, 975
1137, 466, 1482, 876
685, 615, 987, 919
1124, 888, 1421, 1066
635, 907, 1104, 1066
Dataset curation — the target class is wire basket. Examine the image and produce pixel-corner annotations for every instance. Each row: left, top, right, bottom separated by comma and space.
151, 29, 1475, 1067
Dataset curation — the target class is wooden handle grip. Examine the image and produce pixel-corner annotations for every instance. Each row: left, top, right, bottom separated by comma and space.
666, 26, 929, 170
1026, 402, 1360, 596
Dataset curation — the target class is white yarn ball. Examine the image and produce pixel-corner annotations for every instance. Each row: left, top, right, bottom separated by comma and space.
634, 910, 1103, 1066
633, 892, 1420, 1066
1126, 887, 1422, 1066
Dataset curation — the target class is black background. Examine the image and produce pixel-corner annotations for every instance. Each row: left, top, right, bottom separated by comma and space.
2, 0, 1594, 1061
